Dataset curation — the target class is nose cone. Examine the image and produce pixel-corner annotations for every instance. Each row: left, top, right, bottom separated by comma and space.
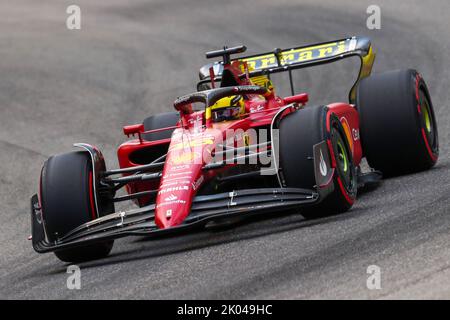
155, 179, 196, 228
154, 142, 207, 228
154, 127, 220, 229
155, 162, 203, 228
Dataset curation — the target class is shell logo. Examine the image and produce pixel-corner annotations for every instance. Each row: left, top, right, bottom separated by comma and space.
170, 151, 201, 165
169, 138, 214, 151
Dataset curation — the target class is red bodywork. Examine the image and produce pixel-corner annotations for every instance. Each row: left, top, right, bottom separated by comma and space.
117, 61, 362, 230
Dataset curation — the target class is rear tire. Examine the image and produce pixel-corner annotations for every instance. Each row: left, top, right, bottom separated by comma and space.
142, 112, 180, 141
279, 105, 357, 219
41, 151, 114, 262
357, 69, 438, 176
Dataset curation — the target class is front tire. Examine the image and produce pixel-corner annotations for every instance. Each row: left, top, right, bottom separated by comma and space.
40, 151, 114, 262
357, 69, 438, 176
279, 105, 357, 219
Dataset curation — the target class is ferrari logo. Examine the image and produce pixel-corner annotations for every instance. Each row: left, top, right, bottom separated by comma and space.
242, 41, 349, 70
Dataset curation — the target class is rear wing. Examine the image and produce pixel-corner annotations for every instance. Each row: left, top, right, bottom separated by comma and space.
199, 36, 375, 103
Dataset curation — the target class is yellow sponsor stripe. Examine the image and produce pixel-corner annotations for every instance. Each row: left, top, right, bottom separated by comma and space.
240, 41, 350, 69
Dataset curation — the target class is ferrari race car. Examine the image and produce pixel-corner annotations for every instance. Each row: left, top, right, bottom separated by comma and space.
30, 36, 439, 262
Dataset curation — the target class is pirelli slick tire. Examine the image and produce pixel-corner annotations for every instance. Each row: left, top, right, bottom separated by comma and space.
279, 105, 357, 219
40, 151, 114, 262
357, 69, 438, 177
142, 112, 180, 141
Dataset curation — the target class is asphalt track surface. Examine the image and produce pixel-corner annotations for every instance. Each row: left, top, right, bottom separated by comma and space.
1, 0, 450, 299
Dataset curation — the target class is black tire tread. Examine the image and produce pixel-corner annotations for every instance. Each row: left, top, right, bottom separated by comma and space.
279, 105, 355, 219
41, 151, 113, 262
357, 69, 438, 176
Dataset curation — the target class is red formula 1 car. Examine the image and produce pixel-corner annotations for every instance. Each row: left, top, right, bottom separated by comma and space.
30, 37, 438, 262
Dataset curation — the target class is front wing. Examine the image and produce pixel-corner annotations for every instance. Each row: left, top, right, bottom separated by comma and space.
31, 188, 319, 253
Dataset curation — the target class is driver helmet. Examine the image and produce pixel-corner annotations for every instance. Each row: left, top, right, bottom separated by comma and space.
211, 95, 245, 122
